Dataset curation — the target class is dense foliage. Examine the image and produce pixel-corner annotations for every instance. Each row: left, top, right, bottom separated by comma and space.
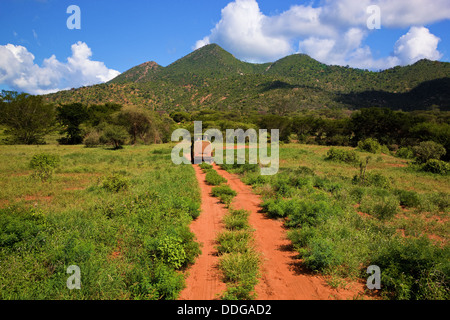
44, 44, 450, 113
0, 91, 56, 144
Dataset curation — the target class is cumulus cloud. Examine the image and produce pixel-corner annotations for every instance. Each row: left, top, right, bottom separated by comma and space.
195, 0, 448, 69
394, 26, 442, 65
320, 0, 450, 28
194, 0, 292, 63
0, 41, 120, 95
375, 0, 450, 28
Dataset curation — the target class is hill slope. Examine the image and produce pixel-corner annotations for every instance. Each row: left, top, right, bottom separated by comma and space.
44, 44, 450, 112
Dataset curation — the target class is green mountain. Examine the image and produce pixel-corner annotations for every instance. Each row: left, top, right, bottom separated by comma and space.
110, 44, 270, 85
44, 44, 450, 112
111, 61, 162, 84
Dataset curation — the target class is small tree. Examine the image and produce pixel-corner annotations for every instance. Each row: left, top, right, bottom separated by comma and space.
99, 124, 129, 149
57, 103, 89, 144
0, 91, 56, 144
118, 107, 154, 145
357, 138, 382, 154
413, 141, 446, 164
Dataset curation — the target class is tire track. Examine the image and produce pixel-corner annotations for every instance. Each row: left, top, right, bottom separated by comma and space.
178, 164, 227, 300
213, 163, 367, 300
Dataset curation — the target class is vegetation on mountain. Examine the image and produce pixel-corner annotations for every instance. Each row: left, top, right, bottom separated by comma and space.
43, 44, 450, 113
1, 44, 449, 166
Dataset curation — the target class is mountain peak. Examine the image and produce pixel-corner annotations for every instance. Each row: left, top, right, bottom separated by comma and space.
109, 61, 162, 84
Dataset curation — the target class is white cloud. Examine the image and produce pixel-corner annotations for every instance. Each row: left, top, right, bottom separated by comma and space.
195, 0, 448, 69
298, 26, 441, 70
0, 41, 120, 95
320, 0, 450, 28
194, 0, 292, 63
376, 0, 450, 28
394, 26, 442, 65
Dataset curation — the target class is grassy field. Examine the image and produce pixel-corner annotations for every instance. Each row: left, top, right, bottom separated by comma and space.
0, 142, 448, 300
221, 143, 450, 300
0, 143, 201, 299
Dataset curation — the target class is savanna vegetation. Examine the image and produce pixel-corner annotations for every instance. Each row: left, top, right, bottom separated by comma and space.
0, 144, 201, 299
0, 43, 449, 300
221, 144, 449, 300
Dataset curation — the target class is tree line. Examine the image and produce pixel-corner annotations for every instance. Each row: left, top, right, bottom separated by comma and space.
0, 91, 174, 149
1, 90, 449, 163
172, 107, 450, 163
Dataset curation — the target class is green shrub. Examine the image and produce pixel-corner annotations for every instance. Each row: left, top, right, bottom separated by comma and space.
83, 130, 102, 148
205, 170, 227, 186
292, 176, 314, 190
413, 141, 446, 164
287, 226, 317, 249
357, 138, 382, 154
146, 235, 187, 269
283, 166, 316, 177
29, 153, 60, 181
199, 162, 213, 172
216, 230, 252, 254
427, 192, 450, 212
313, 176, 343, 193
223, 209, 250, 230
421, 159, 450, 175
0, 207, 48, 252
261, 199, 287, 219
352, 172, 391, 189
325, 147, 360, 164
396, 147, 414, 159
128, 261, 185, 300
360, 194, 400, 220
221, 283, 256, 300
262, 198, 340, 227
285, 199, 342, 228
243, 173, 269, 186
211, 185, 237, 206
349, 186, 367, 203
219, 251, 260, 291
101, 173, 130, 192
394, 189, 421, 208
171, 196, 201, 220
273, 179, 295, 197
219, 162, 259, 174
299, 237, 343, 272
370, 237, 450, 300
366, 172, 391, 189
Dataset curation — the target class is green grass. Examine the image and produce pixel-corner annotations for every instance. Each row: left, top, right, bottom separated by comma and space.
223, 209, 250, 231
222, 143, 450, 300
205, 170, 227, 186
0, 144, 201, 300
219, 251, 260, 300
1, 142, 448, 300
217, 208, 260, 300
211, 184, 237, 207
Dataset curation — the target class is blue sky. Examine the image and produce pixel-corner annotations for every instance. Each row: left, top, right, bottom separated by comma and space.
1, 0, 450, 94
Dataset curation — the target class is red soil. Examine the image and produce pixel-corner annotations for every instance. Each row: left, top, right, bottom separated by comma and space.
179, 157, 369, 300
178, 164, 227, 300
213, 164, 368, 300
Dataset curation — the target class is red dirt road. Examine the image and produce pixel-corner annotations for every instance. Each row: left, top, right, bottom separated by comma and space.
179, 160, 368, 300
213, 164, 367, 300
178, 164, 227, 300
